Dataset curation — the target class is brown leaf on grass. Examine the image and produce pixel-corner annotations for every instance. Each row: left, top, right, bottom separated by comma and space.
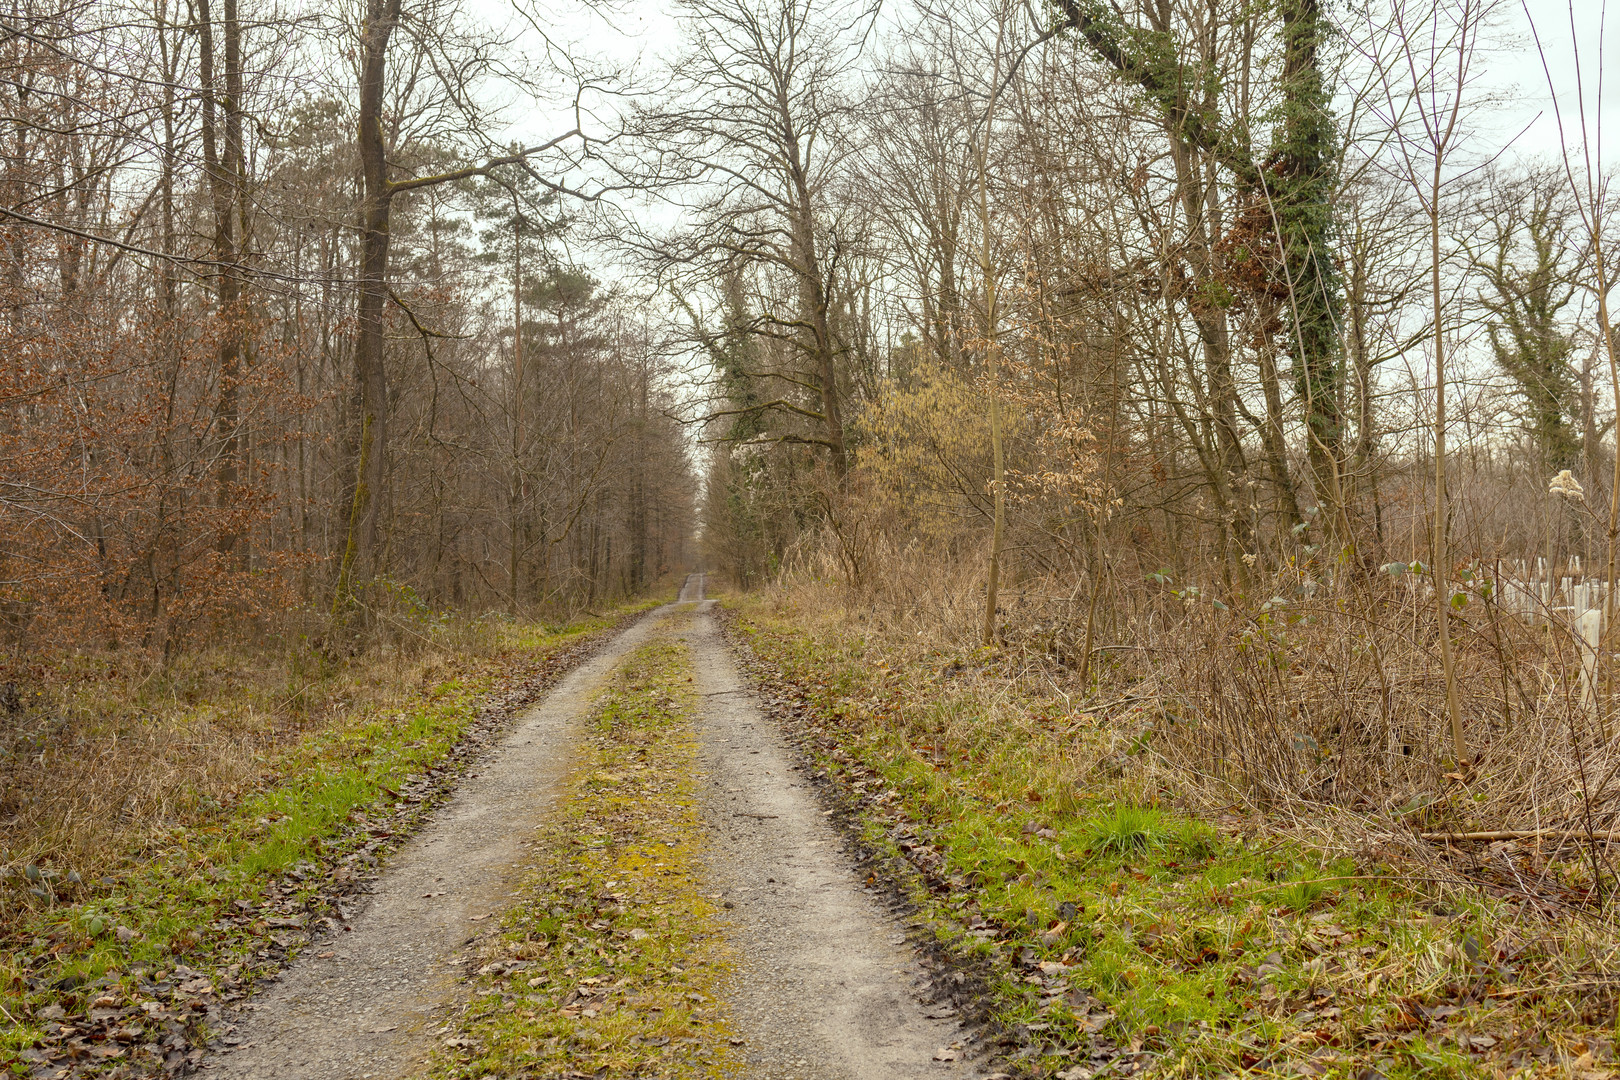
1078, 1010, 1115, 1033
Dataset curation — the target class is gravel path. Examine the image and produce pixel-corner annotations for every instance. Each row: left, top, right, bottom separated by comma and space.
203, 576, 975, 1079
208, 607, 675, 1080
686, 579, 978, 1080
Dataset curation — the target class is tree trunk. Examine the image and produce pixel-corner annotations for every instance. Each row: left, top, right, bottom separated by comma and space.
508, 213, 525, 613
195, 0, 246, 556
786, 129, 846, 477
334, 0, 402, 614
1276, 0, 1345, 511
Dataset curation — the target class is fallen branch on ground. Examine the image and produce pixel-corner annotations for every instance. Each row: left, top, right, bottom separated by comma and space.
1421, 829, 1620, 842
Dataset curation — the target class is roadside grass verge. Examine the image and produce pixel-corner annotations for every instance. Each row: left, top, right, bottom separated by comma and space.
723, 592, 1620, 1079
430, 618, 739, 1080
0, 597, 665, 1075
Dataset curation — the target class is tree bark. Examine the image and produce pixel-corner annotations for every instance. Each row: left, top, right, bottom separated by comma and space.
508, 212, 525, 613
786, 134, 846, 478
1275, 0, 1344, 500
333, 0, 402, 613
196, 0, 247, 557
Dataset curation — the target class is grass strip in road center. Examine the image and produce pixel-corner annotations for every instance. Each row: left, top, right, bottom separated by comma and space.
431, 619, 739, 1080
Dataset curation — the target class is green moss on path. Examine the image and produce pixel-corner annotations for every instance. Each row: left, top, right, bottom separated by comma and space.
430, 619, 740, 1079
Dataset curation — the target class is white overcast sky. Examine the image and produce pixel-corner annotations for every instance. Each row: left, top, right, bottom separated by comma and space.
482, 0, 1620, 173
1470, 1, 1620, 167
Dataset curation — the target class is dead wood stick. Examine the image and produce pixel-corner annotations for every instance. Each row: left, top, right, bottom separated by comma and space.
1421, 829, 1620, 842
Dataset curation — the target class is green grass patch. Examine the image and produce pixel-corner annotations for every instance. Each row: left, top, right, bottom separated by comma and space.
720, 594, 1616, 1079
0, 600, 662, 1073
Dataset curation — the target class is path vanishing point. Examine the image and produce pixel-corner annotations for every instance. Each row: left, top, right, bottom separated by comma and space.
208, 575, 977, 1080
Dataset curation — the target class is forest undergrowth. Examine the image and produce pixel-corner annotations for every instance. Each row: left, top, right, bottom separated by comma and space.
724, 567, 1620, 1079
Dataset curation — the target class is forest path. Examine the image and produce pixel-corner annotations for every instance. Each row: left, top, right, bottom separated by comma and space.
205, 576, 970, 1079
208, 605, 676, 1079
687, 588, 975, 1079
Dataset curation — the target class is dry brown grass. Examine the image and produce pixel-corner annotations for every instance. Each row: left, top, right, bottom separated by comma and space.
769, 534, 1620, 923
0, 605, 518, 881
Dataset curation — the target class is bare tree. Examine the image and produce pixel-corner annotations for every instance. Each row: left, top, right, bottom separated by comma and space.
331, 0, 594, 614
1053, 0, 1345, 531
633, 0, 880, 478
1363, 0, 1496, 764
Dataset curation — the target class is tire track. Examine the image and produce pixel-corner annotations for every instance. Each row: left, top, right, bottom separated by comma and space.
208, 604, 680, 1080
686, 580, 978, 1079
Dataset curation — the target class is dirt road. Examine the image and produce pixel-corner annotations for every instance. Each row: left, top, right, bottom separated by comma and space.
206, 577, 973, 1079
688, 587, 971, 1079
212, 612, 671, 1079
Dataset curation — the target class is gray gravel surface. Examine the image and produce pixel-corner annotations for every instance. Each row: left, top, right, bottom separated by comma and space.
208, 607, 675, 1080
203, 574, 976, 1080
686, 580, 979, 1080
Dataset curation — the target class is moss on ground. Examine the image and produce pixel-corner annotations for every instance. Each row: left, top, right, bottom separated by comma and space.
430, 618, 740, 1079
724, 593, 1620, 1080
